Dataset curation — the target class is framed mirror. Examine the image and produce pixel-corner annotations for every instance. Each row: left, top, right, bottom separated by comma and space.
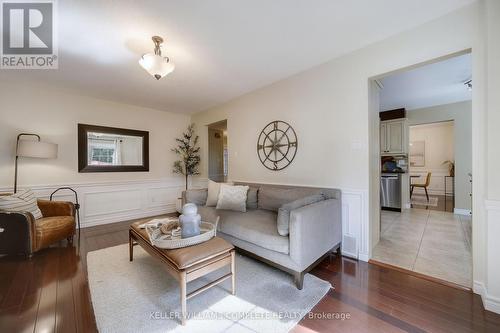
78, 124, 149, 172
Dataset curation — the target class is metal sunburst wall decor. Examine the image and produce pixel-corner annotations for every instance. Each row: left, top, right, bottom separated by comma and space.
257, 120, 298, 171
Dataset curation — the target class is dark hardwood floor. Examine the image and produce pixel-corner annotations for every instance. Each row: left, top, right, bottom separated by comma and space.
1, 218, 499, 333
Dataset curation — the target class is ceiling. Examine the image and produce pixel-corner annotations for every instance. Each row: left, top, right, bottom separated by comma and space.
2, 0, 475, 114
380, 53, 472, 111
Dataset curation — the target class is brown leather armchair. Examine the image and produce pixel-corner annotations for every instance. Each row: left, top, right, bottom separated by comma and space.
0, 198, 76, 257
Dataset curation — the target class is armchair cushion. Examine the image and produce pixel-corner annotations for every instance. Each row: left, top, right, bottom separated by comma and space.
35, 216, 75, 251
0, 190, 42, 219
37, 199, 75, 218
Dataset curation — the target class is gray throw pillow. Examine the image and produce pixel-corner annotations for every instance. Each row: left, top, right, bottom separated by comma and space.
185, 189, 208, 206
246, 187, 258, 210
277, 194, 325, 236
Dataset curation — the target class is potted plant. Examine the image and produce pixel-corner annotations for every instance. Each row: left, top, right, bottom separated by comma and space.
442, 160, 455, 177
172, 124, 201, 190
172, 124, 200, 212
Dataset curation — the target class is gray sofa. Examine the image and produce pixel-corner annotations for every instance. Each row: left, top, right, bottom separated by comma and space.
182, 182, 342, 289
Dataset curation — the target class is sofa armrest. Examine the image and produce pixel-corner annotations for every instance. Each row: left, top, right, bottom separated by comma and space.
182, 189, 208, 206
0, 211, 36, 256
37, 199, 75, 218
289, 198, 342, 271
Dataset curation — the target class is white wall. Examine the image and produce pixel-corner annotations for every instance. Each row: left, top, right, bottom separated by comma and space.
482, 0, 500, 314
192, 1, 500, 313
193, 3, 478, 263
0, 82, 191, 226
407, 101, 472, 211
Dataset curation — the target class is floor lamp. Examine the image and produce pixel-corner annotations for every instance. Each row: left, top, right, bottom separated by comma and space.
14, 133, 58, 193
50, 187, 81, 242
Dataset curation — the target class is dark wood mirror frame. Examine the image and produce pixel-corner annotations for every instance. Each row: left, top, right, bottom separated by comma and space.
78, 124, 149, 173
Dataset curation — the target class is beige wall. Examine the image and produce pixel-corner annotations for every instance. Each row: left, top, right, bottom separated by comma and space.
0, 82, 190, 188
407, 101, 472, 210
409, 122, 454, 171
192, 2, 500, 312
193, 6, 476, 187
192, 4, 478, 260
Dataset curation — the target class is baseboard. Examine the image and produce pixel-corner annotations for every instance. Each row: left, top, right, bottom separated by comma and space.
484, 295, 500, 314
358, 253, 369, 262
474, 280, 500, 314
473, 280, 485, 295
454, 208, 472, 216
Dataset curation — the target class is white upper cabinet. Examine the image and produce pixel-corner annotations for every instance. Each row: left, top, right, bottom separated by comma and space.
380, 119, 406, 155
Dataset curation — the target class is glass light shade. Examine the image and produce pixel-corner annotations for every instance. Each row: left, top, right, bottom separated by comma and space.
139, 54, 175, 80
17, 140, 58, 159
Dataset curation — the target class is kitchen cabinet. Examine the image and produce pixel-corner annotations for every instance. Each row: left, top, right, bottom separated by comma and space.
380, 119, 406, 155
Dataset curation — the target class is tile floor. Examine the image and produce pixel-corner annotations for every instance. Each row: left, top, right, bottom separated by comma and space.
372, 208, 472, 287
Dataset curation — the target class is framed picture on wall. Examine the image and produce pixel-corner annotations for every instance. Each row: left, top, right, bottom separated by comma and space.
409, 141, 425, 167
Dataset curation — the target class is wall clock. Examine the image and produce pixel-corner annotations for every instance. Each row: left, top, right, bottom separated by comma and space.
257, 120, 298, 171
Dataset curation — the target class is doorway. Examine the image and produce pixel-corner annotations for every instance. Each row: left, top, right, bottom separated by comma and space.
369, 52, 473, 288
207, 120, 228, 182
409, 121, 455, 212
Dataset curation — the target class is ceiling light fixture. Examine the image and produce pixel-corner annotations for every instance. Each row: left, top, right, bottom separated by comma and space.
139, 36, 175, 80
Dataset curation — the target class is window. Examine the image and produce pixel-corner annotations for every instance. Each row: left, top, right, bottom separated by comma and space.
91, 147, 115, 164
88, 138, 117, 166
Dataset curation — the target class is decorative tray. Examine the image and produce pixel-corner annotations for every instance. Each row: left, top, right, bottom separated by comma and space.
142, 217, 219, 249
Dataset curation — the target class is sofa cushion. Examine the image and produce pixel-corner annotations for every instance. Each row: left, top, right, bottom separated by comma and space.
257, 186, 322, 212
185, 189, 207, 206
218, 209, 289, 254
197, 205, 219, 224
216, 184, 249, 212
277, 194, 325, 236
246, 187, 258, 210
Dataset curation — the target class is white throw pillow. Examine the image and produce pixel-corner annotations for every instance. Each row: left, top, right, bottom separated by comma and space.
206, 180, 233, 207
216, 184, 249, 212
0, 189, 43, 219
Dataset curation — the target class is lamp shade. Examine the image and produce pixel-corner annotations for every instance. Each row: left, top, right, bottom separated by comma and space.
17, 140, 58, 159
139, 54, 175, 80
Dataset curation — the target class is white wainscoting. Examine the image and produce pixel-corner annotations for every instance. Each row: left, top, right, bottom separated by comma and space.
0, 178, 184, 228
480, 199, 500, 314
341, 189, 369, 260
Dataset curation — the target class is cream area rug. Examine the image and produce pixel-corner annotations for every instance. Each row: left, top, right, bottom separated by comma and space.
87, 244, 331, 333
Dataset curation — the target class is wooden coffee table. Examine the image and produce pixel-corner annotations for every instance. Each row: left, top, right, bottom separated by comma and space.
129, 221, 235, 325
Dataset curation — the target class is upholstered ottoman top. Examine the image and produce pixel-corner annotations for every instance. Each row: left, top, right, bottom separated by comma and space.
130, 221, 234, 270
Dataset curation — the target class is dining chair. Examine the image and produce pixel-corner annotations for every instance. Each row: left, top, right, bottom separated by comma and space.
410, 172, 432, 201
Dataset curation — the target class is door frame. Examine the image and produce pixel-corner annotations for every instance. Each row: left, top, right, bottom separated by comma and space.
367, 50, 478, 270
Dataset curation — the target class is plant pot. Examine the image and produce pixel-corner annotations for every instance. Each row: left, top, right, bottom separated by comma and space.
175, 198, 183, 214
